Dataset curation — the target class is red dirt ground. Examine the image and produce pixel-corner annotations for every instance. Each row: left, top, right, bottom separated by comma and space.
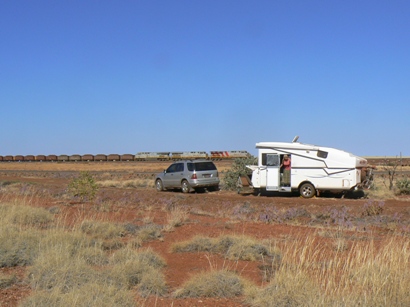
0, 162, 409, 306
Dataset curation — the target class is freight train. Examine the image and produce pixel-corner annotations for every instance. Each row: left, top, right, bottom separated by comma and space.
0, 151, 252, 162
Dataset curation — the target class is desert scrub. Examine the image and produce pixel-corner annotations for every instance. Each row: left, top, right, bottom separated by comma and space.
172, 235, 274, 261
28, 249, 97, 293
80, 220, 126, 239
164, 205, 189, 231
20, 284, 135, 307
108, 247, 167, 296
174, 270, 245, 298
396, 177, 410, 195
0, 227, 41, 267
27, 244, 167, 300
0, 203, 54, 227
0, 273, 16, 289
135, 223, 163, 242
223, 157, 257, 191
252, 235, 410, 306
97, 178, 153, 189
248, 270, 320, 307
67, 171, 99, 202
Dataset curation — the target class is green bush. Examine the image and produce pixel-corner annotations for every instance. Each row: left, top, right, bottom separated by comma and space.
223, 157, 257, 191
396, 177, 410, 195
68, 171, 99, 202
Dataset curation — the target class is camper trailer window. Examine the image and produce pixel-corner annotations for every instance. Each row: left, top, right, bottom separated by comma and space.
266, 154, 279, 166
317, 150, 328, 158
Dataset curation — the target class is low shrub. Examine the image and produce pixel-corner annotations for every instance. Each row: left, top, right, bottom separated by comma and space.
67, 171, 99, 202
361, 200, 385, 217
223, 157, 257, 191
396, 177, 410, 195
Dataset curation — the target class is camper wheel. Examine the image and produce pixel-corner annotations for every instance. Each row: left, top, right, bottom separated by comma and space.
299, 183, 316, 198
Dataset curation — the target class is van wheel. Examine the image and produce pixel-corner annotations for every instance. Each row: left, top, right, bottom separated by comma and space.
299, 183, 316, 198
181, 180, 191, 193
155, 179, 164, 192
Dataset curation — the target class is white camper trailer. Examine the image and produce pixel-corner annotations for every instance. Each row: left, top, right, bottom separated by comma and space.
242, 138, 373, 198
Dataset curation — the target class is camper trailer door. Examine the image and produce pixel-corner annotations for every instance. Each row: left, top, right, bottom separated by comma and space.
266, 153, 280, 190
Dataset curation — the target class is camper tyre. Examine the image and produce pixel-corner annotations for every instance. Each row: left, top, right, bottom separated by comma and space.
299, 183, 316, 198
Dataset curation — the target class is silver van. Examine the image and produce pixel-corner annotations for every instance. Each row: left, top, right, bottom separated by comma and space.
155, 159, 219, 193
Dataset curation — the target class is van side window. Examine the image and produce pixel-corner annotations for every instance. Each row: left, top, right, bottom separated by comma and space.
261, 154, 280, 166
267, 154, 280, 166
262, 154, 280, 166
317, 150, 328, 158
262, 153, 267, 166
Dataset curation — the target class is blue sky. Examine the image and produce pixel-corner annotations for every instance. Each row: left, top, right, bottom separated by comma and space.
1, 0, 409, 157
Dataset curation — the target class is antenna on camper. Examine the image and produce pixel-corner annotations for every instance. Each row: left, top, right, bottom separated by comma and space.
292, 135, 299, 143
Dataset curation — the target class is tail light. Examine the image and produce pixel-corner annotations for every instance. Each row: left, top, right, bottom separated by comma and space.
191, 173, 197, 179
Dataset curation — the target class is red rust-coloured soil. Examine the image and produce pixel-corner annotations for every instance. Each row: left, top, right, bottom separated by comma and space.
0, 162, 409, 306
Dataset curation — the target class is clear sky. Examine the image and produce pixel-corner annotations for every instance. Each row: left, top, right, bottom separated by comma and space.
1, 0, 409, 157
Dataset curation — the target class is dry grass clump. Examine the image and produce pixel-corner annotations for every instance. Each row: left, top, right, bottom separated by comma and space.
250, 235, 410, 306
28, 249, 96, 293
248, 270, 319, 307
26, 237, 167, 303
135, 223, 163, 242
0, 273, 16, 289
174, 270, 245, 298
164, 206, 189, 231
0, 227, 41, 267
1, 199, 168, 304
172, 235, 273, 261
77, 246, 109, 266
80, 220, 126, 239
97, 178, 153, 188
20, 284, 135, 307
108, 247, 167, 296
0, 202, 54, 227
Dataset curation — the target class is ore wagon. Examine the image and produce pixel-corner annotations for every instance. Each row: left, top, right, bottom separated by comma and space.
35, 155, 46, 162
69, 154, 82, 162
82, 154, 94, 162
3, 155, 13, 162
95, 154, 107, 162
24, 155, 35, 162
120, 154, 134, 161
107, 154, 120, 161
46, 155, 57, 162
58, 155, 69, 162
